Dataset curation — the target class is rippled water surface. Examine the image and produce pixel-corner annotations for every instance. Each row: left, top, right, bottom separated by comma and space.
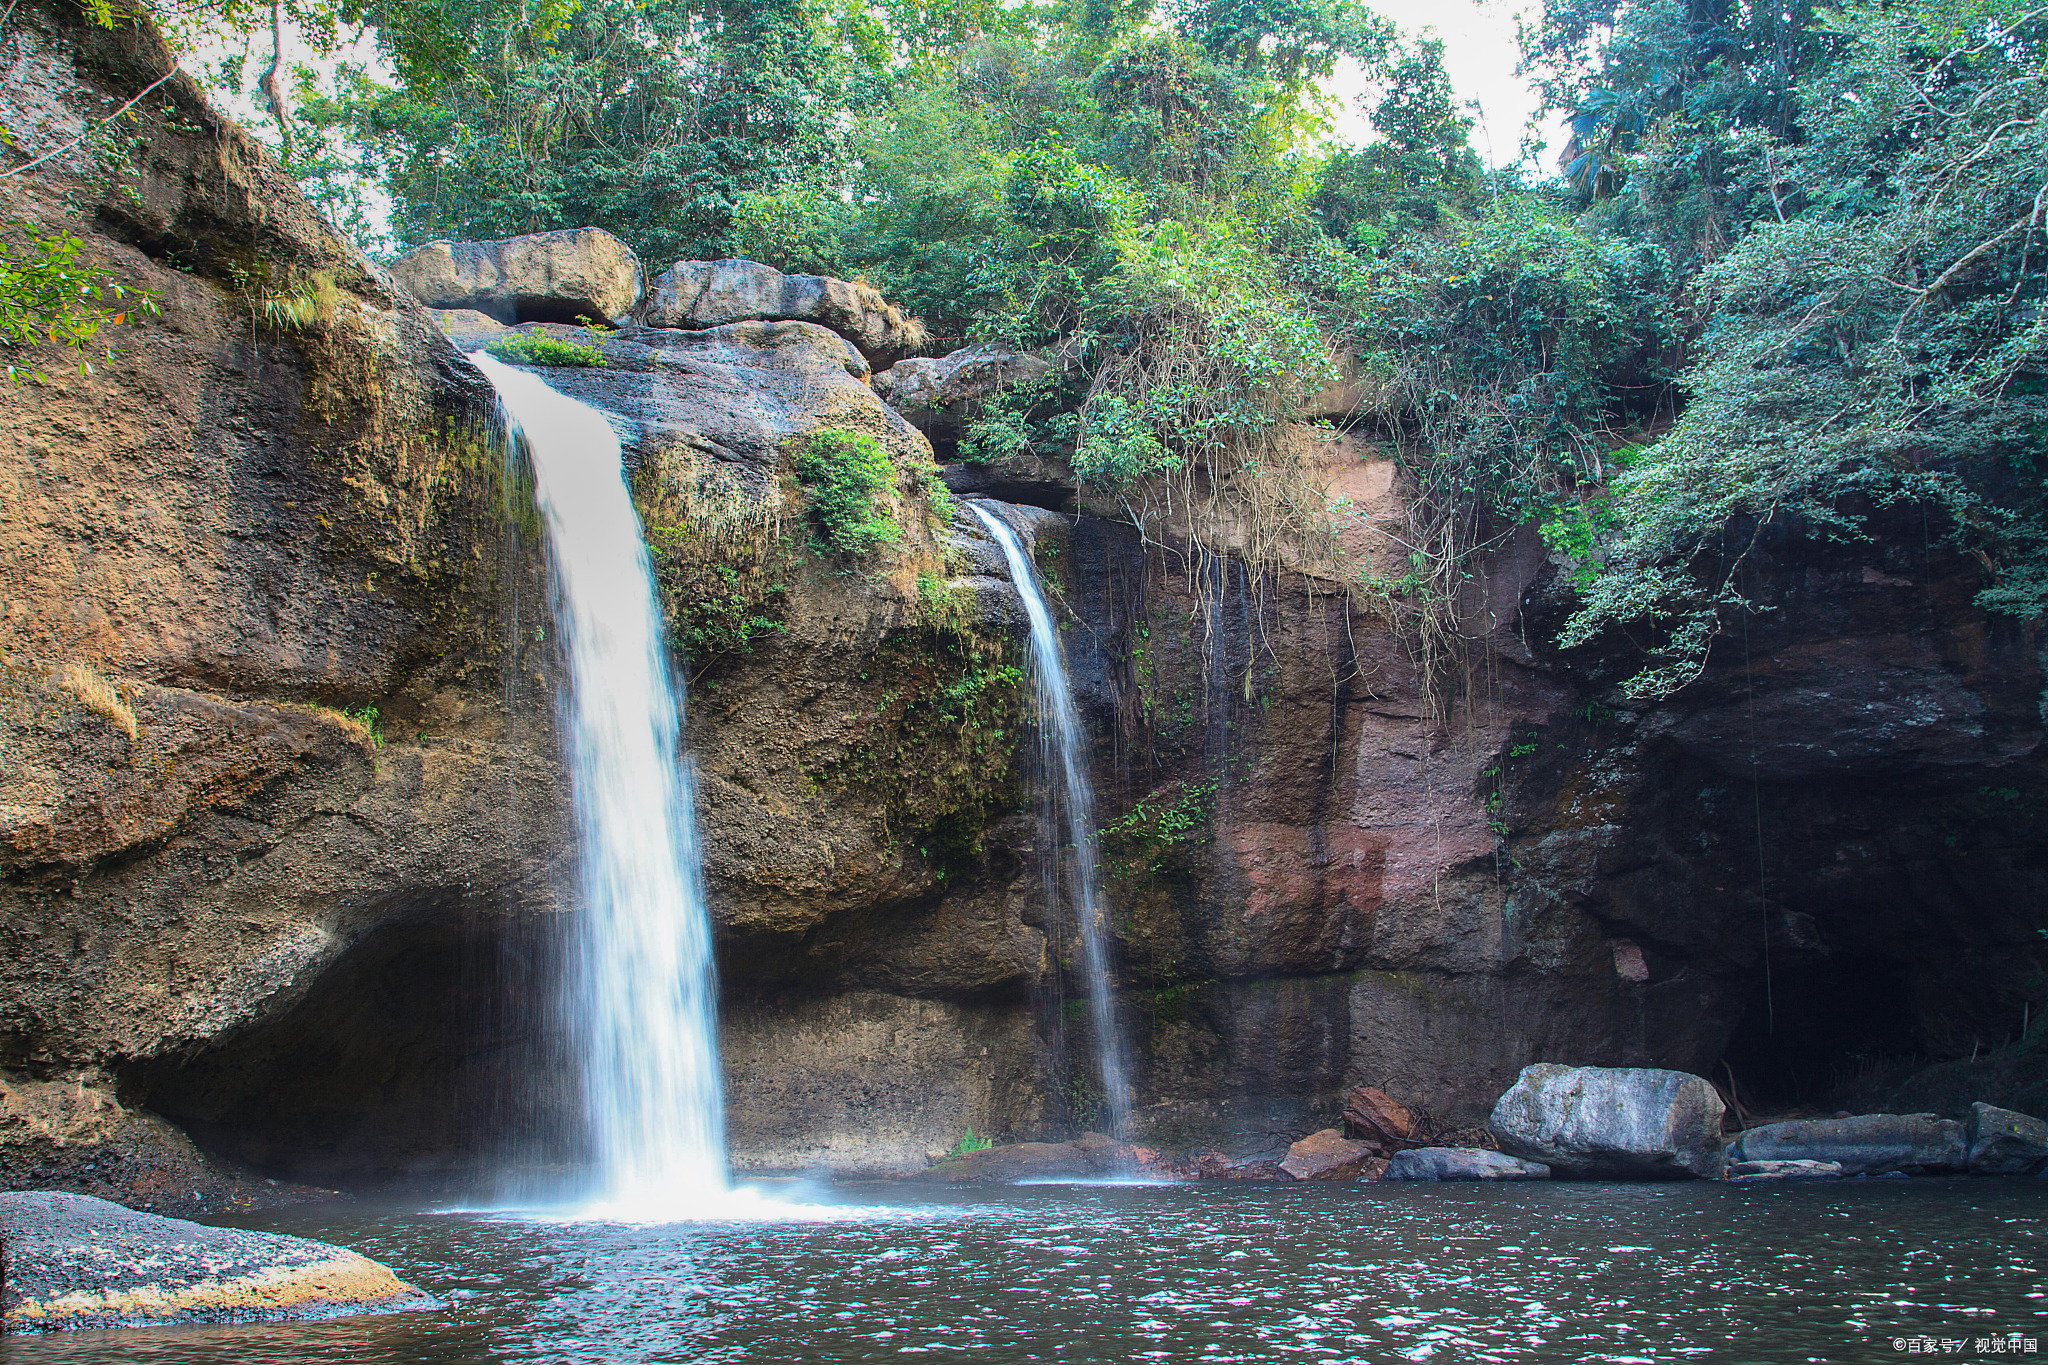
7, 1179, 2042, 1364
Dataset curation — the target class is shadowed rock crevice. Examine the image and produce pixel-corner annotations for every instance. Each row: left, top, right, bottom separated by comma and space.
126, 908, 573, 1186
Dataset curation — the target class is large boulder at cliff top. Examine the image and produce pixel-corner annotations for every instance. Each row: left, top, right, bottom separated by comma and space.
1727, 1114, 1967, 1176
1384, 1148, 1550, 1181
0, 1191, 432, 1332
1280, 1128, 1382, 1181
1967, 1102, 2048, 1175
1489, 1064, 1726, 1179
875, 344, 1053, 440
643, 258, 922, 367
392, 227, 643, 324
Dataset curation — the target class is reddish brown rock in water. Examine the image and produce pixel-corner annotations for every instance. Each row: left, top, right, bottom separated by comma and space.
1193, 1151, 1288, 1181
1342, 1087, 1417, 1147
1281, 1129, 1382, 1181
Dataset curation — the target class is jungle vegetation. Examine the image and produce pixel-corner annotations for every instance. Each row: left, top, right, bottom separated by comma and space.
21, 0, 2047, 694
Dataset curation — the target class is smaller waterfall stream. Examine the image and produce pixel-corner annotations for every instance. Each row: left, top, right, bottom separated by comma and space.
473, 353, 727, 1215
968, 502, 1133, 1140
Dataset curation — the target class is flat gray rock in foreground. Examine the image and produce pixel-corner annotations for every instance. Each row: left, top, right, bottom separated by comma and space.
1728, 1114, 1966, 1176
0, 1191, 433, 1333
1966, 1103, 2048, 1175
1726, 1159, 1843, 1182
1490, 1064, 1726, 1179
1383, 1148, 1551, 1181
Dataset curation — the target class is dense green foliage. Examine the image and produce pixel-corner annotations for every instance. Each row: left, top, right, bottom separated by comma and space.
137, 0, 2048, 693
484, 331, 608, 367
795, 428, 904, 556
0, 224, 157, 383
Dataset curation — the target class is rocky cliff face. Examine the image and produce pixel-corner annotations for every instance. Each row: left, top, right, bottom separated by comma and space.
2, 0, 2042, 1202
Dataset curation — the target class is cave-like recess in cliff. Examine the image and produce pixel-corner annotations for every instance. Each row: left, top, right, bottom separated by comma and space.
127, 909, 576, 1185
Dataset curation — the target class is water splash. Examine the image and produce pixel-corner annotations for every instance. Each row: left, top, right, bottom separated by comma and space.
967, 502, 1132, 1139
472, 353, 727, 1217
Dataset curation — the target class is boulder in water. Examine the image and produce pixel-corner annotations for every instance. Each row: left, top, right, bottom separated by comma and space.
1489, 1064, 1726, 1179
392, 228, 642, 324
1383, 1148, 1550, 1181
1726, 1159, 1844, 1182
1727, 1114, 1966, 1176
0, 1191, 432, 1333
642, 259, 923, 367
1341, 1086, 1418, 1147
1965, 1103, 2048, 1175
913, 1133, 1134, 1183
1280, 1128, 1382, 1181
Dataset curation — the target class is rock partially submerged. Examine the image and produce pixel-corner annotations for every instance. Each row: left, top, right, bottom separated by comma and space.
1384, 1148, 1550, 1181
0, 1192, 432, 1333
643, 259, 923, 367
1726, 1159, 1844, 1183
1727, 1114, 1966, 1176
1966, 1103, 2048, 1175
913, 1133, 1136, 1183
1279, 1129, 1384, 1181
393, 227, 643, 323
1489, 1064, 1726, 1180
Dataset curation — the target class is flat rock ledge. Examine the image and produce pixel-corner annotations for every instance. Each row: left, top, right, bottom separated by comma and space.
1384, 1148, 1551, 1182
0, 1192, 433, 1334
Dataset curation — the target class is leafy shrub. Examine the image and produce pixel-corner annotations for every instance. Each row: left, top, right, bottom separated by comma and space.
950, 1127, 994, 1155
794, 429, 902, 555
1, 224, 157, 384
485, 331, 607, 368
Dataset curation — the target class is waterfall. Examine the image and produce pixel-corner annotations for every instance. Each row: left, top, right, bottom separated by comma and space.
967, 502, 1133, 1140
472, 353, 727, 1215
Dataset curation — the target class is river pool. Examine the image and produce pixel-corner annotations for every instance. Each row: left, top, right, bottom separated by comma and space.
3, 1178, 2041, 1364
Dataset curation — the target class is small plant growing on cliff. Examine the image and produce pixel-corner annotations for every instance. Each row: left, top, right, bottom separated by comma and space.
485, 332, 607, 368
950, 1127, 994, 1156
795, 428, 901, 555
341, 705, 384, 747
1, 223, 157, 383
53, 663, 137, 741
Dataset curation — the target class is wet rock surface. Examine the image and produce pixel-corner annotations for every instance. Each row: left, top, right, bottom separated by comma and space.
1726, 1159, 1843, 1182
1727, 1114, 1967, 1176
912, 1133, 1135, 1183
1489, 1065, 1727, 1180
1384, 1148, 1551, 1181
0, 1191, 432, 1332
393, 228, 643, 324
1966, 1102, 2048, 1175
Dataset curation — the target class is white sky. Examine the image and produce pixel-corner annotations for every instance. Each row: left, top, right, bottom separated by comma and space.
185, 0, 1551, 254
1327, 0, 1551, 167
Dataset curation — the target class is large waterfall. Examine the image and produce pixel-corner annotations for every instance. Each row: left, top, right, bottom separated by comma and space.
968, 502, 1133, 1140
473, 354, 727, 1216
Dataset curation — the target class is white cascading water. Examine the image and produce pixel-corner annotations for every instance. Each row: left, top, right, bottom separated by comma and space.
968, 502, 1133, 1140
472, 353, 727, 1216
